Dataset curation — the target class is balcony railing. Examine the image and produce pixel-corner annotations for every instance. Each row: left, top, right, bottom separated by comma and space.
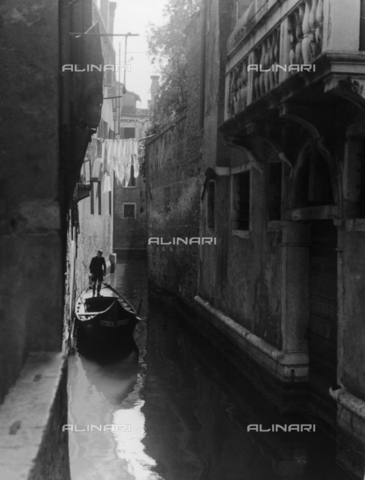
225, 0, 362, 121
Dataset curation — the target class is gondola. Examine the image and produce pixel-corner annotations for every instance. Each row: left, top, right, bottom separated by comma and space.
75, 283, 140, 343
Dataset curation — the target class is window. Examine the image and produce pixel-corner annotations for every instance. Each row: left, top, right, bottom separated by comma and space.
207, 181, 215, 230
122, 127, 135, 139
232, 170, 250, 230
292, 142, 334, 209
123, 203, 136, 219
268, 163, 282, 220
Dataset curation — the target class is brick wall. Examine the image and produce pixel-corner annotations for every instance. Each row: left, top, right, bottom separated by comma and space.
146, 11, 203, 306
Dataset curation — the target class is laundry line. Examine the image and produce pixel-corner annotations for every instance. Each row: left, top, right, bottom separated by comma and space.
89, 137, 141, 187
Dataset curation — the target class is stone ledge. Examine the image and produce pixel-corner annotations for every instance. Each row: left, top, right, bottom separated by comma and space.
345, 219, 365, 232
194, 295, 309, 383
330, 387, 365, 423
330, 387, 365, 479
0, 352, 70, 480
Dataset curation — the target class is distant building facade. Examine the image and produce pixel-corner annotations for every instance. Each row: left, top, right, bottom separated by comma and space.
113, 91, 149, 254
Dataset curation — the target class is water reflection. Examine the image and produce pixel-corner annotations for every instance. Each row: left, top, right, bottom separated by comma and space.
68, 258, 350, 480
68, 342, 142, 480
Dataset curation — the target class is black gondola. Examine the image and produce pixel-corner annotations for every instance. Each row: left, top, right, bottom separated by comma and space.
75, 283, 139, 343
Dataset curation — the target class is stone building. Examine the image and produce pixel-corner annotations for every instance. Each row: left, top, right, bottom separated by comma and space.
113, 92, 149, 255
65, 0, 118, 328
146, 0, 365, 477
0, 0, 117, 476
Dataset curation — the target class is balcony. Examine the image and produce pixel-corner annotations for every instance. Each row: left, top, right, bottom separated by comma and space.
224, 0, 365, 123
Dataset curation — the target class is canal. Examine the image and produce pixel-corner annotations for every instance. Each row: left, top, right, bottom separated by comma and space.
68, 257, 351, 480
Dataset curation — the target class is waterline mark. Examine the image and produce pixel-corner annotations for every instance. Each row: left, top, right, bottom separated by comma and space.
247, 424, 316, 432
148, 237, 217, 246
248, 64, 316, 73
62, 64, 131, 73
62, 424, 131, 432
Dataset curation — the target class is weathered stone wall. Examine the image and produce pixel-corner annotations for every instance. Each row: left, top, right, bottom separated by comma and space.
197, 0, 283, 350
199, 159, 283, 350
114, 175, 147, 251
0, 0, 64, 403
146, 115, 201, 305
341, 226, 365, 398
146, 12, 203, 306
0, 0, 71, 477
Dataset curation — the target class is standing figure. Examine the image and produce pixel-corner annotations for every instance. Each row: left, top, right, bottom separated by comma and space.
89, 249, 106, 297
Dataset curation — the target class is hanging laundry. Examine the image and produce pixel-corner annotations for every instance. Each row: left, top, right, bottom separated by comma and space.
92, 136, 145, 186
121, 139, 130, 186
117, 139, 125, 185
91, 155, 103, 179
97, 138, 103, 158
103, 174, 112, 193
102, 140, 109, 173
132, 138, 139, 178
107, 138, 114, 173
113, 139, 119, 172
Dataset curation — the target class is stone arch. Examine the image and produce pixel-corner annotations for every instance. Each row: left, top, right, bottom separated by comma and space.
289, 138, 337, 209
281, 114, 341, 207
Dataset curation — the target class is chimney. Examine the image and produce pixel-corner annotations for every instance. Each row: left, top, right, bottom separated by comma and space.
150, 75, 160, 105
109, 2, 117, 34
100, 0, 109, 30
149, 75, 160, 123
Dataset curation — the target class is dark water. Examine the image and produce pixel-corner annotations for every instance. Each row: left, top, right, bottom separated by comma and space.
68, 258, 351, 480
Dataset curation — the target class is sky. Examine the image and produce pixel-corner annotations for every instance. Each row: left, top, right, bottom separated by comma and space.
112, 0, 168, 107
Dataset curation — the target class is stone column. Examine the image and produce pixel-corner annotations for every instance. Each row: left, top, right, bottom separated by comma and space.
281, 222, 311, 364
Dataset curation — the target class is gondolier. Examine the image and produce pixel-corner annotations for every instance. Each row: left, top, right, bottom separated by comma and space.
89, 249, 106, 297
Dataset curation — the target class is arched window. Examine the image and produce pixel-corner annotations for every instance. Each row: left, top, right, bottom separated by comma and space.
290, 141, 335, 209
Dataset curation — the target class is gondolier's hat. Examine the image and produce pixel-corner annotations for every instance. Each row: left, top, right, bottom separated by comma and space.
97, 249, 103, 254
